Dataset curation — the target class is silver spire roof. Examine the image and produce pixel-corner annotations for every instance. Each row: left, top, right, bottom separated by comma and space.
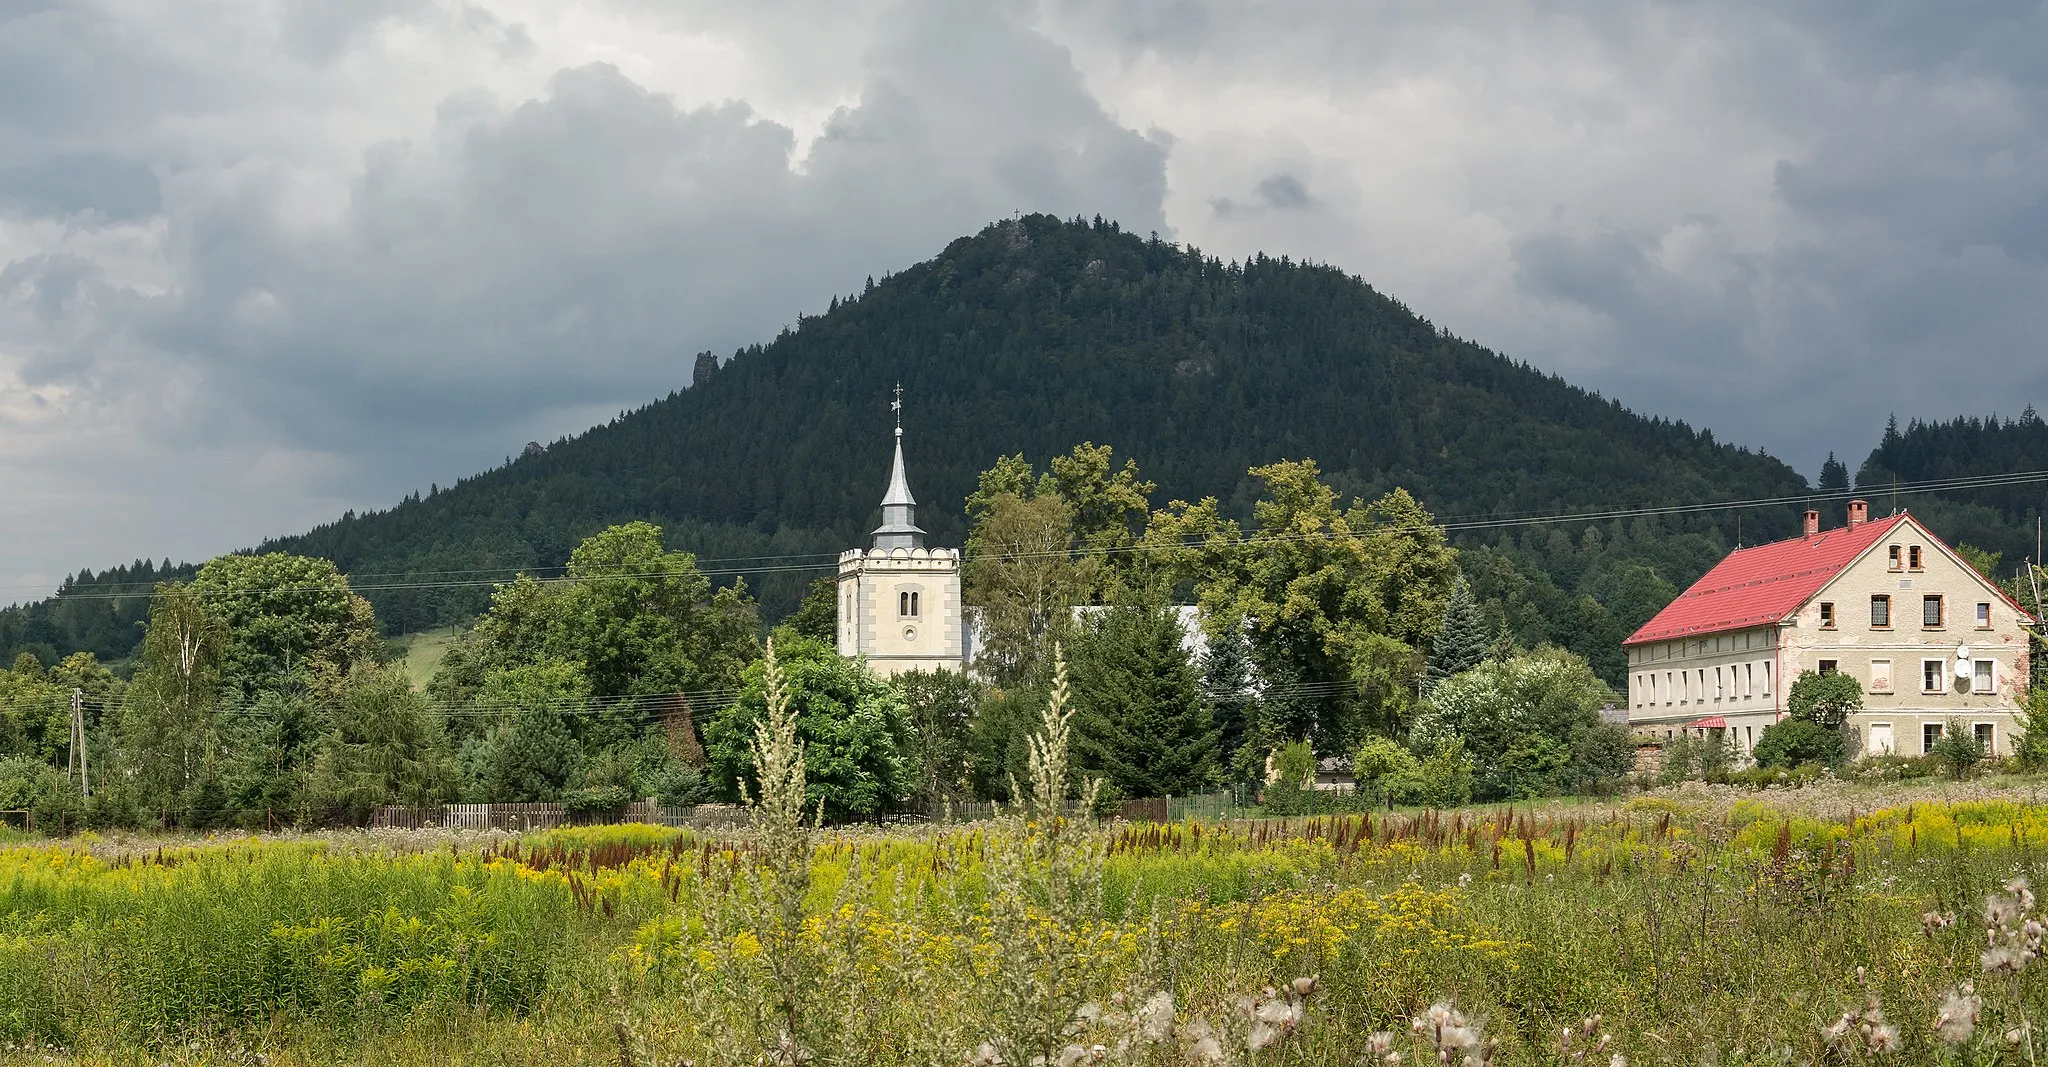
871, 385, 925, 550
880, 426, 916, 508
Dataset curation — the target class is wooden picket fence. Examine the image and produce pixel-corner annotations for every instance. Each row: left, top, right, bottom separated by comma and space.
370, 800, 748, 832
370, 790, 1244, 832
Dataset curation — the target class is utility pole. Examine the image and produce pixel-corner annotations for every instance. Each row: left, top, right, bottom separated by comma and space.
67, 688, 90, 797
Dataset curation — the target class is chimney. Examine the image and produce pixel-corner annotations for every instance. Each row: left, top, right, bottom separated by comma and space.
1846, 499, 1869, 529
1803, 509, 1820, 538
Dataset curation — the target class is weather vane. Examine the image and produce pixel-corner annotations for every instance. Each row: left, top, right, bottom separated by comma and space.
892, 382, 903, 431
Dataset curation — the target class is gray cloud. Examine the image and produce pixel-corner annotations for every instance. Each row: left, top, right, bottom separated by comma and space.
0, 0, 1168, 596
4, 0, 2048, 599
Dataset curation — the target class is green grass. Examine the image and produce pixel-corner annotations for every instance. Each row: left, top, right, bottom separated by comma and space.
387, 626, 464, 689
6, 790, 2048, 1064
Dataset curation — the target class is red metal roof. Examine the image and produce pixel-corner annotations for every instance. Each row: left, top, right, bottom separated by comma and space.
1624, 514, 1910, 645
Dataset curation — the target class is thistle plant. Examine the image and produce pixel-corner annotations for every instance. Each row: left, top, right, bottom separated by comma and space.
742, 637, 817, 1062
979, 644, 1111, 1066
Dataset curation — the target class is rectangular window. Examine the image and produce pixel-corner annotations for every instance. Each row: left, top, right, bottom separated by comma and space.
1978, 602, 1992, 628
1714, 666, 1724, 700
1871, 595, 1891, 628
1762, 661, 1772, 697
1974, 659, 1995, 694
1924, 722, 1944, 754
1665, 671, 1674, 705
1976, 723, 1996, 755
1818, 659, 1838, 676
1819, 602, 1836, 628
1923, 659, 1945, 694
1870, 659, 1892, 692
1923, 595, 1944, 628
1910, 545, 1924, 570
1889, 545, 1903, 570
1745, 662, 1755, 699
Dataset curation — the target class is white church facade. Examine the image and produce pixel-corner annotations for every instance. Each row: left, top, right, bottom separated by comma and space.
835, 400, 968, 677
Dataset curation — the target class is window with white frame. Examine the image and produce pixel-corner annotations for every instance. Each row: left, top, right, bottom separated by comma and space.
1714, 666, 1724, 700
1974, 659, 1996, 694
1923, 659, 1945, 694
1923, 722, 1944, 753
1745, 663, 1755, 699
1762, 661, 1772, 697
1975, 722, 1996, 754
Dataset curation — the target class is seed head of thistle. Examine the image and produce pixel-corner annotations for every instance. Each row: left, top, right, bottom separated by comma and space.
746, 638, 810, 842
1133, 992, 1174, 1043
1933, 984, 1981, 1045
1179, 1021, 1224, 1065
1023, 644, 1076, 815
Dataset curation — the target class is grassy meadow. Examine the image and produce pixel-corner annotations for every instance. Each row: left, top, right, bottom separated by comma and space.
1, 780, 2047, 1065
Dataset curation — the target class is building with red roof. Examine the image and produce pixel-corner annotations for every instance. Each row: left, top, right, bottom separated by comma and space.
1625, 500, 2035, 761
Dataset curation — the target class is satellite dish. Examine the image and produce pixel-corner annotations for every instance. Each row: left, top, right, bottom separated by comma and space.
1955, 659, 1973, 680
1956, 645, 1972, 660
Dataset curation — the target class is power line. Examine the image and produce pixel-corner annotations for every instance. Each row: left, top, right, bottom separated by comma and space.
25, 466, 2048, 604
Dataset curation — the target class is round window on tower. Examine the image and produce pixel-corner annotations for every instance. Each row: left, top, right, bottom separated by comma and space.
902, 624, 918, 642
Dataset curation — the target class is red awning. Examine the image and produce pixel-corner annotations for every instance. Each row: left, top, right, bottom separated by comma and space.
1685, 716, 1727, 729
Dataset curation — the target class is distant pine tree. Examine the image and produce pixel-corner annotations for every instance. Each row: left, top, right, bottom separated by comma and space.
1201, 628, 1258, 775
1819, 452, 1849, 491
1070, 601, 1220, 797
1427, 577, 1489, 685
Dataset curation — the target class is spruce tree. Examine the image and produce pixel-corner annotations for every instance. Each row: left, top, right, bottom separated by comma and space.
1819, 452, 1850, 491
1069, 601, 1220, 797
1427, 577, 1489, 685
1201, 629, 1258, 776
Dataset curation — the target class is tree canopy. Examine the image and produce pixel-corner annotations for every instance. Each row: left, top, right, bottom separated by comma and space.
704, 634, 915, 822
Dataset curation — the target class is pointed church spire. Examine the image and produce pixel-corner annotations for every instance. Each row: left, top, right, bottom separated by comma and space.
872, 383, 925, 551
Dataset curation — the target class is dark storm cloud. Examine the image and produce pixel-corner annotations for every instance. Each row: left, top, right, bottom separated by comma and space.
5, 0, 2048, 595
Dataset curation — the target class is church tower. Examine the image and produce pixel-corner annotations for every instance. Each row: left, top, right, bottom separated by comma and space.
836, 389, 964, 677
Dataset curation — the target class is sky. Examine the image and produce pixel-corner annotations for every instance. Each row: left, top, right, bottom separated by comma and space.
3, 0, 2046, 601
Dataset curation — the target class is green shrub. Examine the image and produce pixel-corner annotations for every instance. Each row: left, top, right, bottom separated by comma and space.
1842, 754, 1939, 783
1928, 718, 1987, 780
1413, 738, 1474, 808
0, 757, 82, 834
1753, 719, 1846, 768
1350, 736, 1422, 808
2015, 688, 2048, 770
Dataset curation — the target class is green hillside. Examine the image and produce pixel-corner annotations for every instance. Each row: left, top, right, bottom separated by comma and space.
3, 214, 1817, 677
1853, 412, 2048, 579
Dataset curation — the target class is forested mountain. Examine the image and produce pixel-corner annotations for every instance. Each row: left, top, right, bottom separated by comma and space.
1853, 412, 2048, 580
4, 214, 1819, 676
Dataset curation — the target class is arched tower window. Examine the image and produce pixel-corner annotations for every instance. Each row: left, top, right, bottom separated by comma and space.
900, 590, 921, 618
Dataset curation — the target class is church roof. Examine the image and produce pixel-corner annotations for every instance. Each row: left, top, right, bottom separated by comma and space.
881, 428, 916, 507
